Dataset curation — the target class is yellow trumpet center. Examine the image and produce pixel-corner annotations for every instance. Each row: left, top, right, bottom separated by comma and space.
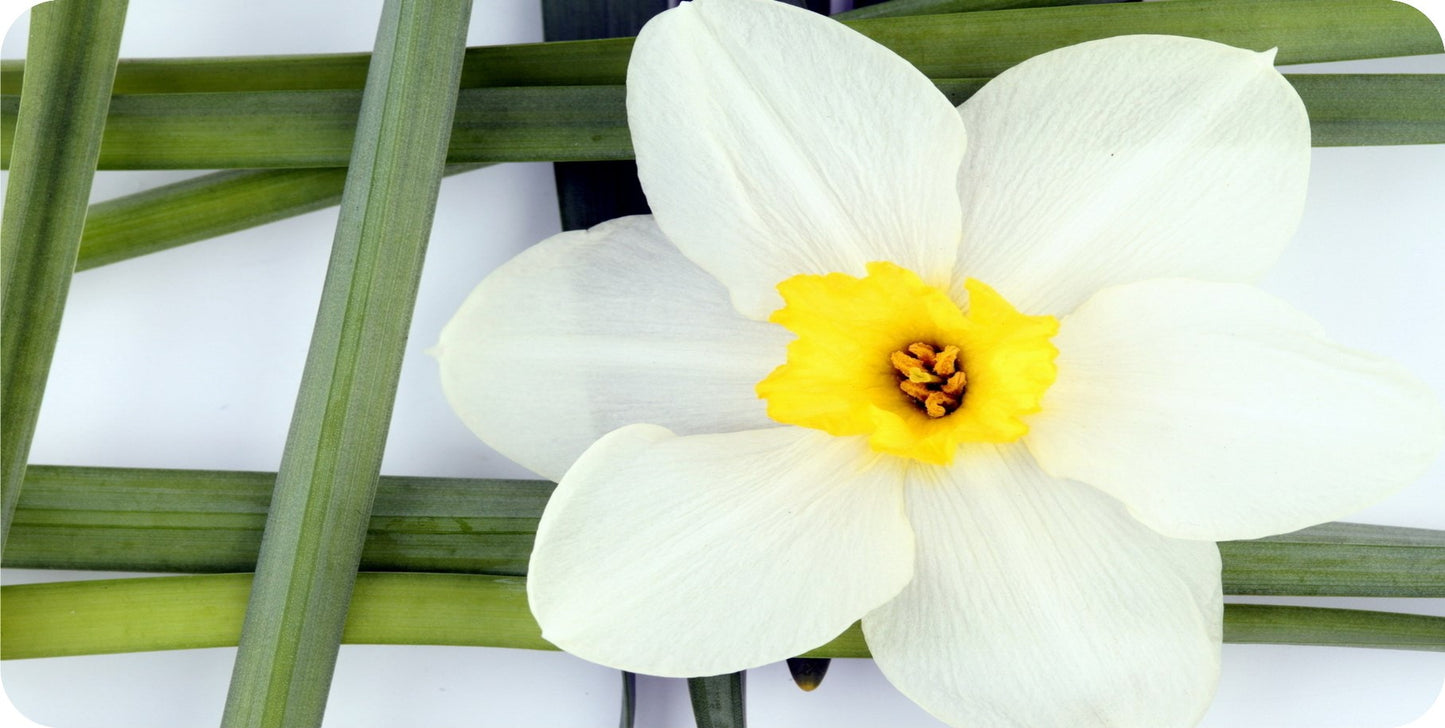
756, 261, 1059, 465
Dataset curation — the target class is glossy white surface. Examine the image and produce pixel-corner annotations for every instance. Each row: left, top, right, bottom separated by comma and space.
2, 1, 1442, 726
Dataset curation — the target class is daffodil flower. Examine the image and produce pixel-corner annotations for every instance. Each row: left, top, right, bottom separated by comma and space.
435, 0, 1444, 724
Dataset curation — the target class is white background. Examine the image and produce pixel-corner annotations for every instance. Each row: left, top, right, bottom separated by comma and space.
2, 0, 1443, 726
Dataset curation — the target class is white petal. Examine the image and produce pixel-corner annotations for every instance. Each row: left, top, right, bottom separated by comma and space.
863, 444, 1222, 728
435, 216, 789, 481
1027, 279, 1445, 542
953, 35, 1310, 315
529, 425, 914, 677
628, 0, 965, 319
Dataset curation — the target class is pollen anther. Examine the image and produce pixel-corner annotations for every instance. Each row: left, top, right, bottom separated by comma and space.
892, 342, 966, 418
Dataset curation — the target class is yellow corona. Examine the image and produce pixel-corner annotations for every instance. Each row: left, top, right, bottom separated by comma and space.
757, 262, 1059, 465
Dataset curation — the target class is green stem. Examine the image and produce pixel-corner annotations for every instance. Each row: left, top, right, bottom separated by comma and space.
12, 72, 1437, 275
6, 465, 546, 575
7, 466, 1444, 598
221, 1, 473, 726
0, 0, 129, 550
80, 169, 345, 269
2, 573, 1439, 661
0, 0, 1436, 94
1221, 603, 1445, 649
76, 165, 484, 271
689, 673, 748, 728
1284, 74, 1445, 147
0, 85, 630, 169
1220, 522, 1445, 597
3, 74, 1438, 171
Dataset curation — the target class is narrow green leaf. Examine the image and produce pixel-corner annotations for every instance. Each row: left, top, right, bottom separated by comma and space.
690, 673, 747, 728
40, 72, 1432, 272
75, 165, 484, 271
1222, 603, 1445, 650
0, 85, 631, 169
1, 0, 1435, 94
3, 74, 1436, 171
6, 465, 547, 575
221, 1, 473, 726
3, 573, 1440, 661
9, 466, 1445, 599
0, 0, 128, 550
1220, 522, 1445, 597
848, 0, 1440, 81
80, 169, 346, 269
0, 573, 547, 660
0, 52, 380, 94
266, 0, 1445, 86
1287, 73, 1445, 147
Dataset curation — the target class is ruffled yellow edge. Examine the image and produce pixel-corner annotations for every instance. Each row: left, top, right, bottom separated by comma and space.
757, 262, 1058, 465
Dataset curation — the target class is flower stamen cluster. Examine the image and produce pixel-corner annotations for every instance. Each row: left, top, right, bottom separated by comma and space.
892, 343, 966, 417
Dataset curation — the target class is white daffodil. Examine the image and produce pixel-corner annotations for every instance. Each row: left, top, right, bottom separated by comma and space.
435, 0, 1444, 725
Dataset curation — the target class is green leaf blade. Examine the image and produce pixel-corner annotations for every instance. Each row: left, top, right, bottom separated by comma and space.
1290, 73, 1445, 147
3, 74, 1437, 172
0, 53, 376, 95
2, 0, 1435, 94
79, 168, 349, 269
76, 164, 485, 271
850, 0, 1441, 81
3, 573, 1440, 661
6, 466, 546, 575
220, 1, 474, 726
10, 466, 1445, 599
1221, 522, 1445, 597
1222, 604, 1445, 650
690, 673, 748, 728
0, 0, 129, 550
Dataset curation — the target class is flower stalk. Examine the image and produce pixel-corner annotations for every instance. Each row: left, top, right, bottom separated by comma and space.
2, 573, 1440, 661
75, 165, 485, 271
689, 673, 748, 728
0, 0, 1435, 95
0, 0, 129, 551
8, 465, 1444, 599
220, 1, 472, 725
3, 74, 1438, 172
